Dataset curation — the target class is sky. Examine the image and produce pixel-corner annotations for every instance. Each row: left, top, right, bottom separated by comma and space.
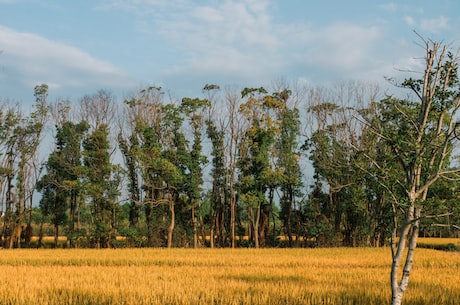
1, 0, 460, 106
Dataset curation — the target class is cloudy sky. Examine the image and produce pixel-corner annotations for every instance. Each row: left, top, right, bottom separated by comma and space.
0, 0, 459, 105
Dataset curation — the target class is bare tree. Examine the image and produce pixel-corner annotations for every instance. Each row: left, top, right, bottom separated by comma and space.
357, 35, 460, 305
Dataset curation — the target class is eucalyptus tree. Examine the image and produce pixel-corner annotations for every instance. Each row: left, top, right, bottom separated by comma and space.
37, 119, 89, 248
305, 82, 383, 246
4, 85, 49, 248
159, 103, 187, 248
275, 89, 303, 247
224, 90, 244, 248
306, 94, 354, 244
179, 97, 210, 248
123, 86, 188, 248
205, 116, 226, 247
120, 86, 164, 245
82, 123, 120, 248
0, 102, 21, 247
237, 87, 284, 247
357, 36, 460, 305
80, 90, 119, 248
205, 85, 243, 248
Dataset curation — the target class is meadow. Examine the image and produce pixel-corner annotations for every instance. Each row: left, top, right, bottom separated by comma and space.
0, 240, 459, 305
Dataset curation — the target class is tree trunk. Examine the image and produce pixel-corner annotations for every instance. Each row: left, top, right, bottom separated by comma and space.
230, 192, 236, 248
9, 224, 22, 249
145, 199, 155, 247
391, 203, 421, 305
210, 221, 215, 248
287, 188, 293, 247
254, 203, 261, 248
37, 221, 44, 248
54, 222, 59, 248
167, 200, 175, 248
69, 192, 77, 248
9, 195, 25, 249
192, 203, 197, 248
199, 213, 206, 247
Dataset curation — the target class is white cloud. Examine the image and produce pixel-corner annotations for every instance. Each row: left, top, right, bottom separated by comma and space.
380, 2, 398, 12
143, 0, 391, 89
0, 25, 135, 100
95, 0, 186, 15
402, 15, 450, 34
306, 23, 381, 70
155, 0, 281, 84
404, 15, 416, 26
97, 0, 401, 91
420, 16, 450, 33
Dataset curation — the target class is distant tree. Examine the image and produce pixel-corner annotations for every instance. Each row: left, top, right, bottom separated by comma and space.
5, 85, 48, 248
79, 90, 120, 248
161, 103, 187, 248
238, 87, 284, 248
225, 90, 243, 248
82, 124, 119, 248
205, 86, 244, 248
276, 89, 303, 247
120, 86, 165, 245
305, 82, 384, 246
179, 97, 210, 248
37, 119, 88, 248
0, 102, 22, 248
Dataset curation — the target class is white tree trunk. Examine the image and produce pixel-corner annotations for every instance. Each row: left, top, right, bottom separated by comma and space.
390, 203, 421, 305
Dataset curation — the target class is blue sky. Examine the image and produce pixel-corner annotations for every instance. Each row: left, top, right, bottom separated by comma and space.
1, 0, 459, 105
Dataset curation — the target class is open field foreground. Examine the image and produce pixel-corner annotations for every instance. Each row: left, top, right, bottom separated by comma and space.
0, 248, 459, 305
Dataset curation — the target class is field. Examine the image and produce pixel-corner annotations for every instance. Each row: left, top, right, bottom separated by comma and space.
0, 242, 459, 305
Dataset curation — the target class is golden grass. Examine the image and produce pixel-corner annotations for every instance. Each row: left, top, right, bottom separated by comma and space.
418, 237, 460, 245
0, 247, 458, 305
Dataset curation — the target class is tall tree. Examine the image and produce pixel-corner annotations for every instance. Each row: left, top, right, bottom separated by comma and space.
6, 85, 48, 248
205, 86, 243, 248
161, 103, 187, 248
82, 124, 119, 248
79, 90, 119, 248
37, 120, 88, 248
0, 102, 21, 247
180, 97, 210, 248
120, 86, 164, 246
276, 89, 303, 247
306, 82, 383, 246
238, 87, 284, 247
357, 36, 460, 305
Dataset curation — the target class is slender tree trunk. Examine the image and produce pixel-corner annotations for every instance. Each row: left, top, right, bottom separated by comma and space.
192, 202, 197, 248
54, 222, 59, 248
9, 224, 22, 249
167, 200, 175, 248
210, 219, 215, 248
37, 221, 44, 248
9, 193, 25, 249
391, 202, 421, 305
69, 194, 75, 248
287, 188, 293, 247
199, 213, 206, 247
230, 192, 236, 248
254, 203, 261, 248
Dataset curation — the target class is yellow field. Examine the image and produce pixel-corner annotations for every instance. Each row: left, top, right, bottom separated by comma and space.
417, 237, 460, 245
0, 247, 458, 305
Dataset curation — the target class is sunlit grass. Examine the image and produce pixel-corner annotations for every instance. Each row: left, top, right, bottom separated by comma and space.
418, 237, 459, 245
0, 247, 458, 305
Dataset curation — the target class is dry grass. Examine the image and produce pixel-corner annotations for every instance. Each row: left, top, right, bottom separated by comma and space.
418, 237, 459, 245
0, 247, 458, 305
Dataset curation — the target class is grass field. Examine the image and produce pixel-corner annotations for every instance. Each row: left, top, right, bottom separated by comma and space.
0, 242, 459, 305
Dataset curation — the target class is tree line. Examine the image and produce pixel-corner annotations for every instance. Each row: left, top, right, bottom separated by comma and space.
1, 38, 459, 253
